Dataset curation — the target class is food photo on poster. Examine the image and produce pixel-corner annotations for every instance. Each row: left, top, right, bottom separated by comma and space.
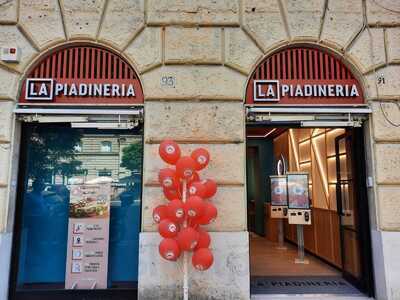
65, 180, 112, 289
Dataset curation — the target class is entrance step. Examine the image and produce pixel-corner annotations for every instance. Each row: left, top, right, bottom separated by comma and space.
251, 294, 373, 300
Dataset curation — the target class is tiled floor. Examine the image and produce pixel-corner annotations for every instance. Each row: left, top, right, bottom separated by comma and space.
250, 235, 340, 277
249, 235, 372, 299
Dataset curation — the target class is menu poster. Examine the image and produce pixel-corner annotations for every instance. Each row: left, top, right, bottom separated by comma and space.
65, 183, 111, 289
270, 176, 288, 206
287, 173, 310, 209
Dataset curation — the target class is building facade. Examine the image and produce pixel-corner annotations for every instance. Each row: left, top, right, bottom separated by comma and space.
0, 0, 399, 299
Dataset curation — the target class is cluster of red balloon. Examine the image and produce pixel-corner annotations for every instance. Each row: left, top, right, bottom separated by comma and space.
153, 140, 217, 271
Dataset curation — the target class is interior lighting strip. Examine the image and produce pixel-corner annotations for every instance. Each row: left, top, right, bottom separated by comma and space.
311, 135, 330, 203
288, 129, 300, 171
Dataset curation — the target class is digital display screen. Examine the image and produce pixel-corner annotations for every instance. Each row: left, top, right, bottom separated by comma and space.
287, 173, 310, 209
270, 176, 288, 206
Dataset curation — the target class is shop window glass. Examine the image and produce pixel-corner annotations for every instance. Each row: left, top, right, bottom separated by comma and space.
98, 169, 112, 177
101, 141, 112, 152
16, 125, 142, 290
74, 142, 82, 153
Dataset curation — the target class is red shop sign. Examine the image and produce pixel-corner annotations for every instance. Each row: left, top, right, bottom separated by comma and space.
245, 47, 364, 105
19, 45, 144, 105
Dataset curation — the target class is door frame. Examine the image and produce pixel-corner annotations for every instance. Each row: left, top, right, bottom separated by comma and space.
8, 121, 143, 300
246, 124, 375, 297
335, 127, 374, 296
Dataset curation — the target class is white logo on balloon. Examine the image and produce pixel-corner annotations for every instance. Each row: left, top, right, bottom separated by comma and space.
190, 241, 198, 249
176, 208, 184, 218
166, 145, 175, 154
168, 224, 177, 232
183, 169, 193, 178
197, 155, 207, 165
163, 178, 173, 187
154, 214, 160, 222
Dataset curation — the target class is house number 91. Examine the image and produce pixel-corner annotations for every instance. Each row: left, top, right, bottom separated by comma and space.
377, 74, 385, 85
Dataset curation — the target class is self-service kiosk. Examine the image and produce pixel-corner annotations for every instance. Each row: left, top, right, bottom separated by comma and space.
269, 175, 288, 218
287, 172, 311, 225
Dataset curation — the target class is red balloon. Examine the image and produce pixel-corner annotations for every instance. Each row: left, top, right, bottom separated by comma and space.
159, 140, 181, 165
194, 228, 211, 250
184, 196, 206, 219
192, 248, 214, 271
176, 156, 197, 179
153, 205, 168, 223
158, 168, 179, 189
167, 199, 185, 223
158, 219, 179, 238
188, 181, 206, 198
187, 171, 200, 185
188, 219, 200, 228
159, 238, 181, 261
177, 227, 200, 251
191, 148, 210, 170
202, 179, 217, 198
163, 187, 181, 201
197, 201, 218, 225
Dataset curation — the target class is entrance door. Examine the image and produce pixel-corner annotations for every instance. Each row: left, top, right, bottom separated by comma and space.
335, 129, 373, 295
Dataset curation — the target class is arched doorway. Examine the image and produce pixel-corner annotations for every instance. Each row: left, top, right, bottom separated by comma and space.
10, 43, 144, 300
245, 46, 374, 297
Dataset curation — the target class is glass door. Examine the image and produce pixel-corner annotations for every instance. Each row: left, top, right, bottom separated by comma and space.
335, 129, 373, 295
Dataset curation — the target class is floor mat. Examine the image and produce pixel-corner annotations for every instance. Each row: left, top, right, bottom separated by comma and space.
251, 276, 363, 295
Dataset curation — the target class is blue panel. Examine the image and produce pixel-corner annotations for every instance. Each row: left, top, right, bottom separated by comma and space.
17, 125, 142, 289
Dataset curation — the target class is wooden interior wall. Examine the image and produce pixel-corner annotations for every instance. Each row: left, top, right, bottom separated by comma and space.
264, 203, 279, 242
280, 128, 346, 268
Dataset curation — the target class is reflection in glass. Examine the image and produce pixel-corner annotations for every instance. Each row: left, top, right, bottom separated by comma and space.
17, 125, 142, 290
100, 141, 112, 153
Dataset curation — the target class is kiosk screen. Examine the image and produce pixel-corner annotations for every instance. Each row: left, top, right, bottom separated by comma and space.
270, 176, 288, 206
287, 173, 309, 209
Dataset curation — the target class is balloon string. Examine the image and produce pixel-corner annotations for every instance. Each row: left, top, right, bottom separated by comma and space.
182, 179, 189, 300
177, 256, 184, 274
178, 186, 182, 200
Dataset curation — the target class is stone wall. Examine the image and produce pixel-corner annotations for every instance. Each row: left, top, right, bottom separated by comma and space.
0, 0, 399, 299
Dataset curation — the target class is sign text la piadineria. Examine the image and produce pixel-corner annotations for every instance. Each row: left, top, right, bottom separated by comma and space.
25, 78, 136, 101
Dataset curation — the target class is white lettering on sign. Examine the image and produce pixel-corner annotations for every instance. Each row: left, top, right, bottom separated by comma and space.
25, 78, 136, 101
254, 80, 359, 102
254, 80, 280, 102
25, 78, 54, 100
280, 84, 359, 97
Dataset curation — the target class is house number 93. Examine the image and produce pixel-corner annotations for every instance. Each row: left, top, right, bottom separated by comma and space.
161, 76, 176, 88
